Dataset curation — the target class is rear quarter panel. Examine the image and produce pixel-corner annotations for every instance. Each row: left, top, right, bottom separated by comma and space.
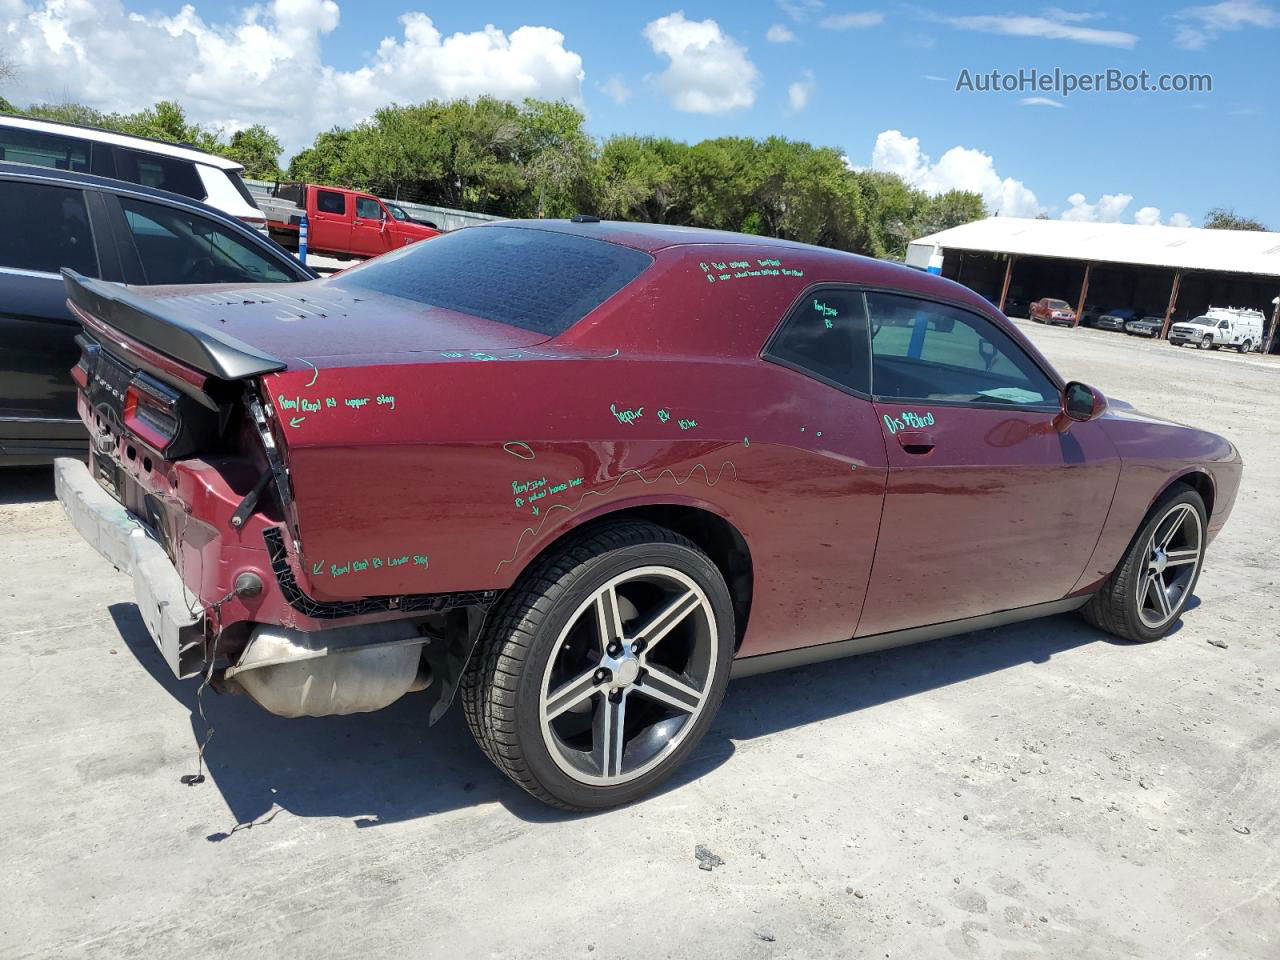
269, 245, 898, 657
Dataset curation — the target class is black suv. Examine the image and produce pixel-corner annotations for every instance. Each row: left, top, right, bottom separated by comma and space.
0, 162, 315, 464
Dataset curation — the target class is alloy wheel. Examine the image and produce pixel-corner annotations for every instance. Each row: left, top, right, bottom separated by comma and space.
539, 566, 717, 786
1135, 503, 1203, 629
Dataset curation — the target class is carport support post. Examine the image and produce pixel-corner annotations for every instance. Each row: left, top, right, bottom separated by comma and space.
1161, 271, 1183, 340
998, 255, 1016, 313
1074, 262, 1092, 328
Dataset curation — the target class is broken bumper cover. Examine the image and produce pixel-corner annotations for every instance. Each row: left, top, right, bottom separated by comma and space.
54, 457, 204, 679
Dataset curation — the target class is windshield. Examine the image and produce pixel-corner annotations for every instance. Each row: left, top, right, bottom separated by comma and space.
1046, 299, 1069, 309
340, 225, 653, 337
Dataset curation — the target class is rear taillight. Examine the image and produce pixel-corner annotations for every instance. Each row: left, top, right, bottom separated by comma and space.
72, 335, 99, 389
123, 372, 181, 453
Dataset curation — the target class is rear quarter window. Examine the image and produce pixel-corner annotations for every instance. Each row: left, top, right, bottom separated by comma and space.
0, 180, 98, 276
114, 148, 207, 201
0, 127, 91, 172
341, 226, 653, 337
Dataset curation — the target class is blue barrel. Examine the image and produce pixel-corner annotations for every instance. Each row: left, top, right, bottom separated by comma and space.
298, 214, 309, 267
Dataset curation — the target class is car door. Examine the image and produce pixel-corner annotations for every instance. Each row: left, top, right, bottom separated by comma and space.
0, 177, 106, 459
107, 193, 308, 286
351, 195, 392, 257
757, 286, 889, 650
857, 291, 1121, 637
309, 188, 352, 253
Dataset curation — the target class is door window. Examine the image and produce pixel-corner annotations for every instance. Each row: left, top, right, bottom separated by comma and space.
0, 127, 90, 172
0, 180, 98, 276
119, 196, 297, 284
316, 190, 346, 215
867, 292, 1056, 407
114, 149, 206, 201
355, 196, 382, 220
764, 288, 871, 395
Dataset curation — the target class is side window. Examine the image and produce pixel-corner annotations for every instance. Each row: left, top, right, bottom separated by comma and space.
867, 292, 1056, 406
118, 196, 296, 285
316, 190, 346, 215
0, 128, 91, 172
114, 149, 206, 201
1218, 320, 1229, 330
0, 181, 98, 276
764, 288, 871, 395
355, 196, 382, 220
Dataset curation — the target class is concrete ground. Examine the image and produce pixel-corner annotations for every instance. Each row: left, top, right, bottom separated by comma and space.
2, 322, 1276, 959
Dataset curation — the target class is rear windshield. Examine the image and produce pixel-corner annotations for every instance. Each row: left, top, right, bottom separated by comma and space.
341, 225, 653, 336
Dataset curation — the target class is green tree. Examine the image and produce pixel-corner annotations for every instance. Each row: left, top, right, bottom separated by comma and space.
1203, 207, 1267, 231
224, 124, 283, 180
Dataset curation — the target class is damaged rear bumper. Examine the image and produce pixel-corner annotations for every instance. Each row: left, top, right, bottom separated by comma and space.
54, 457, 205, 678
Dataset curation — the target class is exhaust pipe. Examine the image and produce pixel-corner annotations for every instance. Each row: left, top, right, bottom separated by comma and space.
225, 622, 430, 718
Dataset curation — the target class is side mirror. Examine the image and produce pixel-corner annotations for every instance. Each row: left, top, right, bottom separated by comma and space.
1054, 381, 1106, 432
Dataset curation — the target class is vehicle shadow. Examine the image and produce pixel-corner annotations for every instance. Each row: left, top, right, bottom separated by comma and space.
0, 466, 55, 505
107, 603, 1147, 834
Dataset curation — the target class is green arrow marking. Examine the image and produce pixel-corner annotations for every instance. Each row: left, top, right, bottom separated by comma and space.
311, 561, 324, 575
289, 416, 306, 428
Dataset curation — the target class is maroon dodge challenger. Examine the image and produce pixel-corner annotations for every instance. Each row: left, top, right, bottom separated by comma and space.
56, 220, 1242, 809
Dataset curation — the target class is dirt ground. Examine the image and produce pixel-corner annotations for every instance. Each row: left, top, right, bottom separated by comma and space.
1, 320, 1276, 959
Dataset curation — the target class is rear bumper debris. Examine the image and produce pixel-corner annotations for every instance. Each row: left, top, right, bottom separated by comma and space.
54, 457, 204, 678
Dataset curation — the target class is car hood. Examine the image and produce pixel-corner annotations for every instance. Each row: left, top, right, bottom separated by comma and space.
126, 278, 551, 370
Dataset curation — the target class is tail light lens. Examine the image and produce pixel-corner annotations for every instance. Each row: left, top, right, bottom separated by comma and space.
123, 372, 181, 453
72, 335, 99, 389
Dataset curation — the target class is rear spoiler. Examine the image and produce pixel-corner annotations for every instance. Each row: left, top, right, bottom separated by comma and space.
62, 270, 287, 381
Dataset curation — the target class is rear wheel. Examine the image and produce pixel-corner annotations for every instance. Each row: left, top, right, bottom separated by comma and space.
1081, 485, 1206, 643
461, 520, 734, 810
1238, 339, 1252, 354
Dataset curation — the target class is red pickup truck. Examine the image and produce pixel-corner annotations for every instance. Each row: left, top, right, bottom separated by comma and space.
262, 183, 442, 258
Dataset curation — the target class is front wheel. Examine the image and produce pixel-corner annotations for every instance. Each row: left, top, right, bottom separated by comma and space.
1199, 335, 1214, 350
1081, 485, 1207, 643
461, 520, 735, 810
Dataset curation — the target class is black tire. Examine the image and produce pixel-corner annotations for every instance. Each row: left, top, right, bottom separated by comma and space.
461, 519, 735, 810
1080, 485, 1207, 643
1237, 340, 1252, 354
1199, 335, 1213, 350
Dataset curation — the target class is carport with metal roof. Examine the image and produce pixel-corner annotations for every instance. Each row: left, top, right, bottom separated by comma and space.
907, 218, 1280, 352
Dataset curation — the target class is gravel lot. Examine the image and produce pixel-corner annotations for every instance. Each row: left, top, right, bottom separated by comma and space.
2, 321, 1276, 959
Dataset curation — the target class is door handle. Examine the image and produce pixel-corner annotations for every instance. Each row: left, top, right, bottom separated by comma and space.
895, 430, 935, 455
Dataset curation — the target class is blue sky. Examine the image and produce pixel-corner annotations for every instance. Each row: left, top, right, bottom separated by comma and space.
4, 0, 1275, 226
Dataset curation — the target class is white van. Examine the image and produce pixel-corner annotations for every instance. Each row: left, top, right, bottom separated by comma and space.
0, 115, 266, 232
1169, 306, 1265, 353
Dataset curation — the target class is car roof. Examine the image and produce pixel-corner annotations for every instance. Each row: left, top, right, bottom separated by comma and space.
0, 160, 312, 274
0, 114, 244, 171
486, 218, 854, 256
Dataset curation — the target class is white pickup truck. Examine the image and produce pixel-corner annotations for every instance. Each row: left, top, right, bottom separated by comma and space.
1169, 307, 1265, 353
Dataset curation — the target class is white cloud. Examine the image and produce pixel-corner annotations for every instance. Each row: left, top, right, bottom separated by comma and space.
1133, 206, 1162, 226
869, 129, 1044, 218
1020, 96, 1066, 107
778, 0, 825, 22
766, 23, 798, 42
1061, 192, 1133, 222
788, 69, 816, 111
643, 12, 760, 114
921, 73, 948, 81
941, 13, 1138, 47
1174, 0, 1279, 48
819, 11, 885, 29
1, 1, 585, 155
1134, 206, 1194, 227
1041, 7, 1106, 22
599, 74, 632, 104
